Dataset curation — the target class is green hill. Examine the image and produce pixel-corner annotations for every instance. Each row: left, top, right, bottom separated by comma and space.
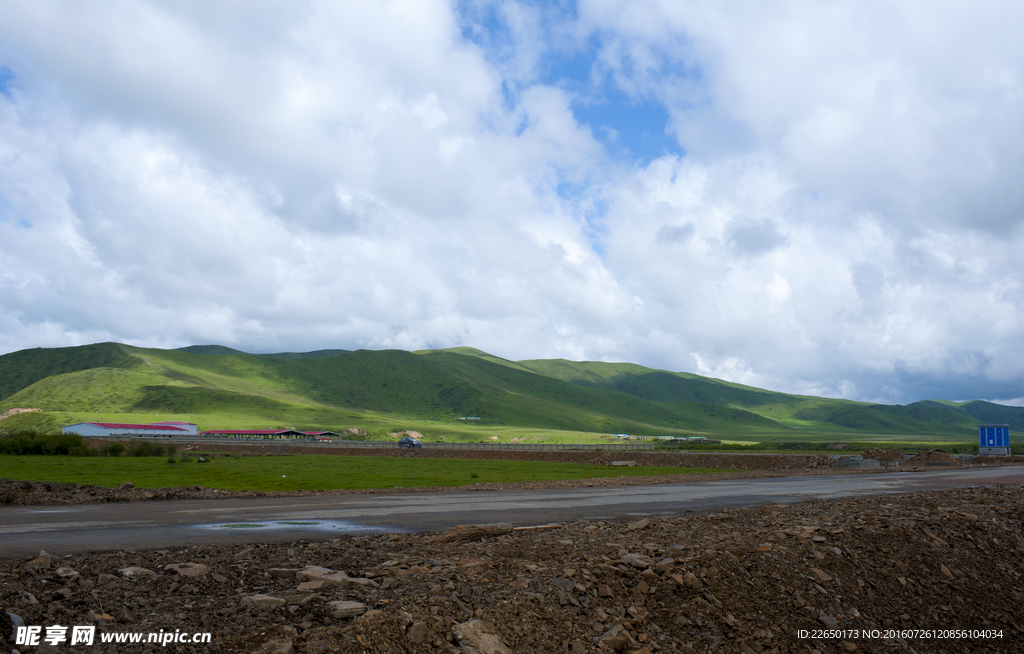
0, 343, 138, 401
416, 349, 783, 433
917, 399, 1024, 431
509, 356, 1007, 436
175, 345, 249, 356
0, 342, 1021, 440
261, 349, 351, 360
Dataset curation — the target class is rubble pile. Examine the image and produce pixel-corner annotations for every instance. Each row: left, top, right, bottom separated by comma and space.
2, 485, 1022, 653
860, 449, 904, 464
803, 455, 836, 470
904, 450, 960, 466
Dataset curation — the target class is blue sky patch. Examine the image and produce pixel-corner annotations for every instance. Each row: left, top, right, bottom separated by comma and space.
0, 67, 14, 99
544, 40, 685, 164
457, 2, 684, 165
457, 2, 516, 66
572, 92, 683, 164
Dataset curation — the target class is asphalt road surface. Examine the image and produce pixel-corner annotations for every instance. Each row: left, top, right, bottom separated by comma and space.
3, 466, 1022, 559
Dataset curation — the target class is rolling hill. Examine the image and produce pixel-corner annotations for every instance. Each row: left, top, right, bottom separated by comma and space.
0, 343, 1019, 440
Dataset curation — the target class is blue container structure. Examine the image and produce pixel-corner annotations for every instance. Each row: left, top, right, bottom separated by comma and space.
978, 424, 1011, 456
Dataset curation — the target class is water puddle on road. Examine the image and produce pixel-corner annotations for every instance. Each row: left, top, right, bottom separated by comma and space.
201, 519, 402, 534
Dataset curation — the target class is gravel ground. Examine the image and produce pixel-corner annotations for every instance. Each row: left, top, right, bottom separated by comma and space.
2, 484, 1022, 653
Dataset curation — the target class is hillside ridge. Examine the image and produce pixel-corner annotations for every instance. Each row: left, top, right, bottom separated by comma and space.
0, 343, 1020, 437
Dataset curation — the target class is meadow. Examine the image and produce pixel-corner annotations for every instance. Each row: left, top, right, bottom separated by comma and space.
0, 454, 732, 492
1, 342, 1019, 454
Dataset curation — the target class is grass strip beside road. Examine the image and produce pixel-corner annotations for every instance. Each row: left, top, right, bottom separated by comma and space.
0, 454, 736, 492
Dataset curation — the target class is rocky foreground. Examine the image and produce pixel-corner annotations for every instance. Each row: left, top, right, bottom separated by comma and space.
2, 484, 1023, 654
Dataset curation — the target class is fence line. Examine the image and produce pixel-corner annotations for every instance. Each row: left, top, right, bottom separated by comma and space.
86, 435, 657, 451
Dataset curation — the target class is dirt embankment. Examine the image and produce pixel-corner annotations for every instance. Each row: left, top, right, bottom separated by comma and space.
0, 407, 41, 422
170, 442, 828, 470
860, 448, 905, 464
4, 444, 1022, 507
2, 485, 1022, 653
168, 442, 1024, 468
0, 465, 866, 507
0, 450, 903, 507
903, 449, 958, 465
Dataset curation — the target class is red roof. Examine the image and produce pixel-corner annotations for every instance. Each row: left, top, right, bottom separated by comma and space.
150, 421, 196, 426
89, 423, 188, 431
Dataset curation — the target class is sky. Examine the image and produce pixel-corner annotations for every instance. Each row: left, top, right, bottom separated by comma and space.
1, 0, 1023, 405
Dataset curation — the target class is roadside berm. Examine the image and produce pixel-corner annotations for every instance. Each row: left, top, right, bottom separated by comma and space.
9, 447, 1023, 508
2, 484, 1022, 653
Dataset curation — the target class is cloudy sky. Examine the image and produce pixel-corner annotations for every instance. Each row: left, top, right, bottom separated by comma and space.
1, 1, 1022, 405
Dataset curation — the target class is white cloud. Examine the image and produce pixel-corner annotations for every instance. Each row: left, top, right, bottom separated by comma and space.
0, 0, 1022, 404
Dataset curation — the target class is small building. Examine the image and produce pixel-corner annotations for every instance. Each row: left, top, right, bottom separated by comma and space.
978, 424, 1012, 456
302, 431, 340, 441
61, 422, 193, 438
200, 429, 309, 440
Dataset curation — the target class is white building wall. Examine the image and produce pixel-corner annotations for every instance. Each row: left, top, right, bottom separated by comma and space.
61, 423, 189, 437
62, 423, 111, 437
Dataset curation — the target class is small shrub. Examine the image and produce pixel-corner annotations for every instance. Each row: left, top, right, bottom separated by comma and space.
470, 472, 479, 479
0, 429, 87, 455
103, 443, 126, 457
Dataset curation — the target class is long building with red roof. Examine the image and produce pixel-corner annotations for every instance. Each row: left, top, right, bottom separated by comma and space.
61, 422, 338, 440
200, 429, 339, 440
61, 422, 197, 437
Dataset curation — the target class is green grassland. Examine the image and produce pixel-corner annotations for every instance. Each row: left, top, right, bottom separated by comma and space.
0, 454, 731, 492
1, 342, 1021, 452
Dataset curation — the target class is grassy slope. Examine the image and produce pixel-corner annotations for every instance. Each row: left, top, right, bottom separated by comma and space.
3, 345, 787, 436
513, 356, 988, 437
926, 400, 1024, 431
1, 343, 1021, 441
0, 343, 138, 401
417, 350, 784, 434
176, 344, 350, 359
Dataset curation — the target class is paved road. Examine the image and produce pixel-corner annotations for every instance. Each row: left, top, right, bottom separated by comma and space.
3, 466, 1022, 559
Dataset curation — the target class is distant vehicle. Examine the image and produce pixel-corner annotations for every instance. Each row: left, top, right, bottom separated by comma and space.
398, 436, 422, 449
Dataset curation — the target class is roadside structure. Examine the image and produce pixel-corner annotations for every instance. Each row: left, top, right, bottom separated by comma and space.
61, 422, 195, 437
200, 429, 318, 439
302, 431, 340, 441
60, 423, 338, 441
978, 423, 1012, 456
